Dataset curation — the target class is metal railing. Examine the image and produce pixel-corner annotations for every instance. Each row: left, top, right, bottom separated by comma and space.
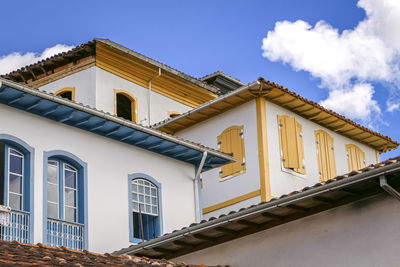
46, 218, 85, 251
0, 210, 30, 243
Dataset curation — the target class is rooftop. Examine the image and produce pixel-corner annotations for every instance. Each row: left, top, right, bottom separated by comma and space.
0, 240, 218, 267
153, 78, 399, 152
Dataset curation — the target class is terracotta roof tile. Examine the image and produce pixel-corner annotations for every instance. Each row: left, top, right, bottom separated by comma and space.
0, 240, 220, 267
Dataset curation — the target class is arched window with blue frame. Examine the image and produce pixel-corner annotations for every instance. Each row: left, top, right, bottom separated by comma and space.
43, 150, 87, 251
128, 173, 162, 243
0, 134, 34, 244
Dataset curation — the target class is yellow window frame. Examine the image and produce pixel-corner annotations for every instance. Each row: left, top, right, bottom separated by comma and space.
315, 129, 337, 182
55, 87, 75, 101
277, 115, 305, 174
114, 89, 138, 123
346, 144, 366, 172
217, 125, 246, 178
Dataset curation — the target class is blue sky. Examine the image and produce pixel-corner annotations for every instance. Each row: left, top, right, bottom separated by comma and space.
1, 0, 399, 159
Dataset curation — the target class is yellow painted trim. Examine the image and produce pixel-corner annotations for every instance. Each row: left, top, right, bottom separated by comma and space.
202, 190, 261, 214
256, 97, 271, 202
55, 87, 75, 101
376, 150, 381, 163
114, 89, 138, 123
96, 43, 217, 108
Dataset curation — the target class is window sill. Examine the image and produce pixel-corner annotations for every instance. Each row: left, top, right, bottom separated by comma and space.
280, 164, 306, 179
219, 171, 246, 182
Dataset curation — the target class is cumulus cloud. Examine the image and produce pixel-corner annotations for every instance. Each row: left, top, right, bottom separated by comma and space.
262, 0, 400, 126
0, 44, 74, 75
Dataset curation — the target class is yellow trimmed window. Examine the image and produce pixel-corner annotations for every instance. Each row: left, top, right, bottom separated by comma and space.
315, 130, 337, 182
277, 115, 305, 174
346, 144, 366, 172
217, 126, 246, 178
114, 90, 138, 123
55, 87, 75, 101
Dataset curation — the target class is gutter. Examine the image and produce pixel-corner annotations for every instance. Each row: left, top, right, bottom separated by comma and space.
153, 80, 261, 130
380, 175, 400, 201
193, 152, 207, 222
116, 161, 400, 255
0, 78, 235, 163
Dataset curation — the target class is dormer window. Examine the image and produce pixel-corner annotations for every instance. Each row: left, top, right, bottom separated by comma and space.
55, 88, 75, 101
114, 90, 138, 123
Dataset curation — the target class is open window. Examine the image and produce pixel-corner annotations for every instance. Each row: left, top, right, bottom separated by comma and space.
114, 90, 138, 122
315, 130, 337, 182
44, 151, 87, 251
217, 126, 246, 178
277, 115, 305, 174
129, 174, 162, 243
0, 134, 33, 244
346, 144, 366, 172
55, 88, 75, 101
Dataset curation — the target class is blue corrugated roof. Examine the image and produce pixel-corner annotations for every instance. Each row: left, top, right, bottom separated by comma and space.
0, 78, 234, 171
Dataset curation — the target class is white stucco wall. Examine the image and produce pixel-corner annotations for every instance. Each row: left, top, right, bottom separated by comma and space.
177, 100, 260, 219
266, 101, 378, 197
175, 98, 378, 219
95, 67, 192, 125
39, 67, 97, 107
0, 104, 196, 253
175, 193, 400, 267
39, 67, 193, 126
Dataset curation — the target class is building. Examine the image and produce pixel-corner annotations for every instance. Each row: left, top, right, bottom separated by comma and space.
0, 39, 398, 262
153, 75, 398, 219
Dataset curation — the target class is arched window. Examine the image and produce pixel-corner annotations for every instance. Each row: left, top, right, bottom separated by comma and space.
55, 87, 75, 101
114, 90, 138, 122
43, 150, 87, 250
0, 134, 34, 244
128, 174, 162, 243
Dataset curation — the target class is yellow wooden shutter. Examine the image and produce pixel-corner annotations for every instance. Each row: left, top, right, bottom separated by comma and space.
346, 144, 366, 172
294, 121, 305, 174
315, 130, 337, 182
278, 115, 305, 174
218, 126, 246, 178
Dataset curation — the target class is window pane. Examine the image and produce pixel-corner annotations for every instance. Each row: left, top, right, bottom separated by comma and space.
64, 169, 76, 188
145, 196, 150, 203
138, 185, 144, 193
47, 184, 58, 203
132, 202, 138, 212
9, 193, 21, 210
47, 163, 58, 184
132, 193, 137, 201
151, 188, 156, 196
139, 194, 144, 203
65, 188, 77, 207
47, 202, 58, 218
65, 207, 76, 222
145, 187, 150, 195
151, 197, 157, 205
9, 154, 23, 174
152, 206, 158, 215
9, 174, 22, 194
132, 184, 137, 193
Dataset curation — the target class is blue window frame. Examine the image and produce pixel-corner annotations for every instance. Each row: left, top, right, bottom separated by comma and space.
43, 150, 87, 250
128, 173, 162, 243
0, 134, 34, 244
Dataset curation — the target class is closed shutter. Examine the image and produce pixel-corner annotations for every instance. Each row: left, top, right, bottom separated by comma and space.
346, 144, 366, 172
315, 130, 337, 182
218, 126, 246, 178
277, 115, 305, 174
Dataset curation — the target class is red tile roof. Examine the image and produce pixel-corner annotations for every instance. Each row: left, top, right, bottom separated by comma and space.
0, 240, 219, 267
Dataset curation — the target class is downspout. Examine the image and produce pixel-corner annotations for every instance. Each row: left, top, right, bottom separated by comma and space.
379, 175, 400, 201
194, 151, 207, 222
148, 68, 162, 126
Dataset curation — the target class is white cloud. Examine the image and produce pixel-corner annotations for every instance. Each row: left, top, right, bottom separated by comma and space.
261, 0, 400, 125
0, 44, 74, 75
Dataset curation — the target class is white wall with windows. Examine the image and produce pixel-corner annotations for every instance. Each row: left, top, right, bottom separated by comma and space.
95, 67, 192, 125
175, 98, 379, 219
265, 101, 378, 197
0, 103, 197, 253
177, 100, 261, 219
39, 66, 193, 126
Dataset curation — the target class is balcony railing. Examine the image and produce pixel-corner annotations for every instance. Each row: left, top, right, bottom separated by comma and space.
46, 218, 85, 251
0, 210, 30, 244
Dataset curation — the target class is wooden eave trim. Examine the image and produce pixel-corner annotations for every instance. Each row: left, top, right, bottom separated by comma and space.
27, 58, 95, 88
